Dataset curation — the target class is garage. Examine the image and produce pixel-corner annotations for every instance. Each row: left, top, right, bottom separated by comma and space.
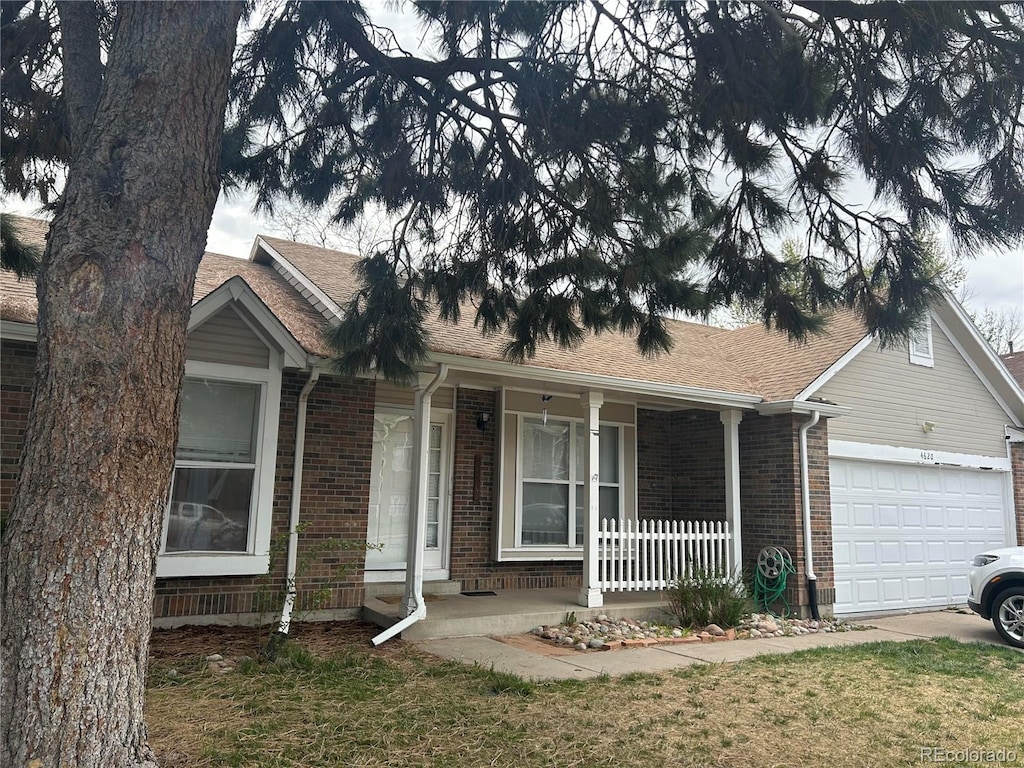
831, 457, 1010, 614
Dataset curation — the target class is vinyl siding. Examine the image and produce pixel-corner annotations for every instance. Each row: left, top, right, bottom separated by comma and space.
816, 317, 1009, 457
374, 381, 455, 410
186, 306, 270, 368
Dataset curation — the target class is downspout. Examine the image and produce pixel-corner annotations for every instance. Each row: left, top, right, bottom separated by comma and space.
371, 363, 449, 647
798, 410, 821, 621
275, 367, 321, 642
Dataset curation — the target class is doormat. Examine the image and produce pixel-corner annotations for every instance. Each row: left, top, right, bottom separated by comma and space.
460, 590, 498, 597
374, 594, 444, 605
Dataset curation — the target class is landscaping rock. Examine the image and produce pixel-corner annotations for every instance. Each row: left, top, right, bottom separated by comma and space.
205, 653, 223, 662
705, 624, 726, 636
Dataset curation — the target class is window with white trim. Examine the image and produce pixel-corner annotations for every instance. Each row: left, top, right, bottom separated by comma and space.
520, 417, 619, 547
158, 358, 281, 578
909, 320, 934, 367
164, 378, 261, 553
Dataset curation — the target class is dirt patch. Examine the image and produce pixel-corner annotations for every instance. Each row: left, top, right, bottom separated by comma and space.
149, 620, 392, 662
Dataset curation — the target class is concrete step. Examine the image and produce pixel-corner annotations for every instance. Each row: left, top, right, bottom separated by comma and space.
363, 579, 463, 599
362, 588, 672, 641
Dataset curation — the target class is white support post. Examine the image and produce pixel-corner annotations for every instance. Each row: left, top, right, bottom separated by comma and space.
578, 391, 604, 608
720, 409, 743, 576
401, 375, 437, 619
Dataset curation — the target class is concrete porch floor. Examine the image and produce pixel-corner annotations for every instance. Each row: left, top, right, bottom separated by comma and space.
363, 587, 674, 641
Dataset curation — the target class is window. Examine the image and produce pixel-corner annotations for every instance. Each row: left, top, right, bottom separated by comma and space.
909, 319, 934, 367
520, 417, 619, 547
157, 361, 281, 578
165, 378, 261, 554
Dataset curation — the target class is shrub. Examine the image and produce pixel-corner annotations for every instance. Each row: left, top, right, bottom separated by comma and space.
666, 567, 748, 629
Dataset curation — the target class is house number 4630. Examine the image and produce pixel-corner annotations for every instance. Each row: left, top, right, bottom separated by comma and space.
920, 451, 935, 461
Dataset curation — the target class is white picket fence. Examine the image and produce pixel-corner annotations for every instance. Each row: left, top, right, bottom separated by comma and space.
597, 518, 732, 592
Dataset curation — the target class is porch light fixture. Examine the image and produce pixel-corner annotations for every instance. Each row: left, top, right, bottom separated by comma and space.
476, 412, 490, 432
922, 421, 937, 433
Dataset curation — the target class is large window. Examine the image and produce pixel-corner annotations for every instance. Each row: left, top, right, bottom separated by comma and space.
520, 417, 619, 546
163, 378, 262, 554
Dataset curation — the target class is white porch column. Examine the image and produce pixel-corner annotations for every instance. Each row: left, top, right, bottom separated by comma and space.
578, 391, 604, 608
400, 366, 447, 618
720, 409, 743, 576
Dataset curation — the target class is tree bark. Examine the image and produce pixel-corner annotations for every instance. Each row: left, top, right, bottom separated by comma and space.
1, 3, 241, 766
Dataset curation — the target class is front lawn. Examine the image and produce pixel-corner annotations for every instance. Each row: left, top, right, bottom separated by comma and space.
147, 623, 1023, 767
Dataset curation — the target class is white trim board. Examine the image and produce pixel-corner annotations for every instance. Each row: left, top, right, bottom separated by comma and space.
828, 440, 1011, 471
251, 237, 345, 320
0, 320, 37, 342
796, 333, 875, 401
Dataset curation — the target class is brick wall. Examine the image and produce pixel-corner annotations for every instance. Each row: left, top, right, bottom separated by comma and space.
738, 412, 833, 614
636, 409, 674, 520
153, 372, 375, 622
1, 340, 34, 512
1012, 443, 1024, 546
448, 388, 582, 591
672, 410, 726, 522
636, 409, 726, 522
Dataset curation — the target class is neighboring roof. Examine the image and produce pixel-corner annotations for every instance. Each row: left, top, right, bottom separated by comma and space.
1, 215, 330, 357
1002, 351, 1024, 387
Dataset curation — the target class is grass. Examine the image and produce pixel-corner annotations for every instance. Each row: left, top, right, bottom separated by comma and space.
147, 628, 1024, 768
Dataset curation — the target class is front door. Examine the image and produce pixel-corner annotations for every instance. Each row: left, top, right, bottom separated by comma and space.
365, 410, 448, 574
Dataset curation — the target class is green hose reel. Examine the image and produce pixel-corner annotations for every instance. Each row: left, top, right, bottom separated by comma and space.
753, 546, 796, 617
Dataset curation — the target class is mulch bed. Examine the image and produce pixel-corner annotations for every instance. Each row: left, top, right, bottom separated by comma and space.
149, 620, 393, 663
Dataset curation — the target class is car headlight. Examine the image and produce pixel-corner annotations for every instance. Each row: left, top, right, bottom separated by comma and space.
972, 554, 1000, 567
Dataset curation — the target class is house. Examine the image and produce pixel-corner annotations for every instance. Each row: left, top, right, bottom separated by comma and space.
1002, 349, 1024, 388
2, 215, 1022, 635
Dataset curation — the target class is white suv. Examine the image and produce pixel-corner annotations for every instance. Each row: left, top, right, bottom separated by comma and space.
967, 546, 1024, 649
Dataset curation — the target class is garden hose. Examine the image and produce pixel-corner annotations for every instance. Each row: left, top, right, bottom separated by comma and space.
753, 546, 796, 617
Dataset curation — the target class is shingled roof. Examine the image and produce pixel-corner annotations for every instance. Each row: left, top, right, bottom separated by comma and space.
1, 215, 331, 357
3, 216, 876, 402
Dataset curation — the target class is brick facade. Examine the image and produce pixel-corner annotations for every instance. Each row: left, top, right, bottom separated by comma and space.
153, 373, 375, 623
1012, 442, 1024, 546
636, 409, 726, 523
448, 388, 581, 591
636, 406, 833, 614
738, 412, 833, 614
1, 340, 34, 512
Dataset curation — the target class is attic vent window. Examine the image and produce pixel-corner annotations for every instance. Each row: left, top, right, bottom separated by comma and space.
908, 319, 934, 367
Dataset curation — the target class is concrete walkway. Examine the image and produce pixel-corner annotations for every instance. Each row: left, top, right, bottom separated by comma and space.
415, 609, 1020, 680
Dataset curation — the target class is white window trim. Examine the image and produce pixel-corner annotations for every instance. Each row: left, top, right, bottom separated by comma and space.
909, 319, 934, 367
513, 414, 623, 551
156, 358, 282, 578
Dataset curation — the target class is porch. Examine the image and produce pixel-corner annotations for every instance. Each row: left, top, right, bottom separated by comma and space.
363, 585, 673, 641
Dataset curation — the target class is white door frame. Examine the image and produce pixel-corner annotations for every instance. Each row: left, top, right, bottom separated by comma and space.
365, 407, 453, 581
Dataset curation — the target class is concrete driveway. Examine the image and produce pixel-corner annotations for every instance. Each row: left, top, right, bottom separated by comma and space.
415, 608, 1020, 681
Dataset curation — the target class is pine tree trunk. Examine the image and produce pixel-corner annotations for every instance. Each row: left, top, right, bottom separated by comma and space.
1, 4, 241, 765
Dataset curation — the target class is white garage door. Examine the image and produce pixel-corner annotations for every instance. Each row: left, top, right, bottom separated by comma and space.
831, 458, 1009, 614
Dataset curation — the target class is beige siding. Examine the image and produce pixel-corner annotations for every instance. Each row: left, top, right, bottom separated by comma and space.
817, 318, 1009, 457
186, 306, 270, 367
374, 382, 454, 410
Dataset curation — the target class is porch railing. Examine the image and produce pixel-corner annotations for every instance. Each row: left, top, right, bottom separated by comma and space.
597, 518, 732, 592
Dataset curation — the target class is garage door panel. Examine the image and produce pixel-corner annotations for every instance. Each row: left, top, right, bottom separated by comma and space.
831, 458, 1009, 614
852, 503, 874, 527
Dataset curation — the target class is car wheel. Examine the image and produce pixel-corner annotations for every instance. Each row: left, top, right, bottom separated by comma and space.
991, 586, 1024, 649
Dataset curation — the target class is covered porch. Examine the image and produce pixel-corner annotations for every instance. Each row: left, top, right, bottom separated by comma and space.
364, 358, 759, 644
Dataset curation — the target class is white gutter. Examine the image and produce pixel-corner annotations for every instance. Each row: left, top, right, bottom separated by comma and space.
429, 352, 762, 410
371, 363, 449, 647
277, 368, 321, 636
798, 410, 821, 618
